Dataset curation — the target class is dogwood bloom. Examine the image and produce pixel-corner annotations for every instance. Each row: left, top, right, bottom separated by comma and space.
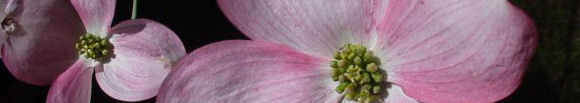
157, 0, 537, 103
0, 0, 84, 86
46, 0, 186, 102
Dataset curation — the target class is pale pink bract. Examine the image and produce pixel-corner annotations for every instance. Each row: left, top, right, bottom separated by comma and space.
158, 0, 537, 103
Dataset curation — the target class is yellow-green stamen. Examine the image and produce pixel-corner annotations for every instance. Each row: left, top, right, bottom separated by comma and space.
331, 43, 384, 103
75, 33, 112, 61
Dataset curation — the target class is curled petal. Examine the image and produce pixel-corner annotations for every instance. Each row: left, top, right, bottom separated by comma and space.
47, 59, 94, 103
218, 0, 387, 57
70, 0, 115, 37
157, 40, 341, 103
375, 0, 537, 102
95, 19, 186, 101
1, 0, 84, 85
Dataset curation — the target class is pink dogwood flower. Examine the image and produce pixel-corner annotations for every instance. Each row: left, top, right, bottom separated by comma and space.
46, 0, 186, 102
157, 0, 537, 103
0, 0, 85, 86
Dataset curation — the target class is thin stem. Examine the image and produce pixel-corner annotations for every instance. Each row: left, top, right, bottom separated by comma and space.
131, 0, 138, 19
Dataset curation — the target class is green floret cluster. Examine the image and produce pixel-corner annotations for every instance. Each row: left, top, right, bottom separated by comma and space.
75, 33, 112, 61
330, 43, 384, 103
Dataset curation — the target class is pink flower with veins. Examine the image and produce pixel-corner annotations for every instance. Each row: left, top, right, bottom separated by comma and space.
46, 0, 186, 102
0, 0, 84, 86
157, 0, 537, 103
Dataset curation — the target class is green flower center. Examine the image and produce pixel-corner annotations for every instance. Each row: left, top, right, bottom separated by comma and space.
75, 33, 112, 61
330, 43, 383, 103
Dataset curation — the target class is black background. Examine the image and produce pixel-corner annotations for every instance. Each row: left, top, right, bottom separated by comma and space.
1, 0, 579, 102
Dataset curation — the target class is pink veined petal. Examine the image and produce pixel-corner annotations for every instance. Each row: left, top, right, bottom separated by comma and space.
374, 0, 537, 102
47, 59, 94, 103
94, 19, 186, 102
218, 0, 387, 58
157, 40, 342, 103
70, 0, 115, 37
1, 0, 84, 85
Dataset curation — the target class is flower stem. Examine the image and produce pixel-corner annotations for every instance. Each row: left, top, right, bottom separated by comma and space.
131, 0, 138, 19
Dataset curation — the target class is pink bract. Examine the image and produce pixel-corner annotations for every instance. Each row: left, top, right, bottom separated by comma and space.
0, 0, 84, 86
157, 0, 537, 103
47, 0, 186, 102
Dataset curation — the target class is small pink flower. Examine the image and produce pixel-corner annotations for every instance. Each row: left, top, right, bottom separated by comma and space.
0, 0, 85, 86
157, 0, 537, 103
46, 0, 186, 102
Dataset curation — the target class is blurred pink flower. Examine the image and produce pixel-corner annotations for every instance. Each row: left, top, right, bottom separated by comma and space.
46, 0, 186, 102
157, 0, 537, 103
0, 0, 84, 86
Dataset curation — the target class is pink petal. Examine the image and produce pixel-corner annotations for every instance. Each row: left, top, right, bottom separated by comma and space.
94, 19, 186, 101
374, 1, 537, 102
70, 0, 115, 37
157, 40, 341, 103
218, 0, 387, 57
1, 0, 85, 85
47, 59, 94, 103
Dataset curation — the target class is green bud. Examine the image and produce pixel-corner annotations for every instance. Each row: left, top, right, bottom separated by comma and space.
339, 75, 347, 83
372, 72, 383, 83
338, 67, 346, 74
331, 69, 339, 81
373, 86, 381, 94
346, 82, 357, 93
354, 57, 362, 66
361, 73, 371, 84
346, 73, 355, 83
349, 44, 358, 53
366, 63, 378, 72
330, 60, 338, 68
338, 60, 349, 68
345, 93, 355, 100
341, 52, 349, 60
347, 53, 356, 60
360, 89, 370, 97
347, 65, 356, 72
100, 40, 108, 47
336, 83, 347, 93
102, 50, 109, 55
93, 43, 101, 49
343, 43, 351, 51
354, 65, 362, 71
364, 51, 374, 63
75, 43, 81, 49
359, 46, 367, 55
333, 51, 341, 60
87, 39, 94, 43
366, 96, 379, 103
361, 84, 371, 92
354, 71, 363, 82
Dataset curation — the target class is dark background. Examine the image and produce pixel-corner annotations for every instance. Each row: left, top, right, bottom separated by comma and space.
0, 0, 578, 102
